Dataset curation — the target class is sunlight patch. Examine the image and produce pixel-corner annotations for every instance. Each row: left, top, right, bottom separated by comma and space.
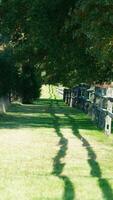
55, 113, 65, 117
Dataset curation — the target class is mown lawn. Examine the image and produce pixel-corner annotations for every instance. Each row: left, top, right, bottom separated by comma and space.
0, 85, 113, 200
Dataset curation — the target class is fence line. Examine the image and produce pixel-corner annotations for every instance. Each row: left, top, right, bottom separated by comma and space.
57, 85, 113, 135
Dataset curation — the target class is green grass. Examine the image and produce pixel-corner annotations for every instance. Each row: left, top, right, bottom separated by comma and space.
0, 85, 113, 200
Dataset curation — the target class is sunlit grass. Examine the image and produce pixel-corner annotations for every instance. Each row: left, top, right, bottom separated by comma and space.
0, 85, 113, 199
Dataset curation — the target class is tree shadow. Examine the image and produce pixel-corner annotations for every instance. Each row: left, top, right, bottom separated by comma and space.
0, 99, 99, 130
50, 99, 75, 200
1, 86, 113, 199
64, 112, 113, 200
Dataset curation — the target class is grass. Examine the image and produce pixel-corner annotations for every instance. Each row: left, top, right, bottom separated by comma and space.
0, 85, 113, 200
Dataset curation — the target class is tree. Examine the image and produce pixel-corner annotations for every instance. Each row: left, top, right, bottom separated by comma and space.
1, 0, 43, 103
0, 47, 18, 97
1, 0, 113, 89
20, 62, 41, 104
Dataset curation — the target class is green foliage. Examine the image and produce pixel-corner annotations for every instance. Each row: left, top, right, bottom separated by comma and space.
20, 63, 42, 104
0, 48, 18, 97
1, 0, 113, 88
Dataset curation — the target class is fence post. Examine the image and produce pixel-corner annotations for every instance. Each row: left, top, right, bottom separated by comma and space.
65, 89, 68, 104
68, 89, 71, 106
67, 89, 70, 105
70, 89, 73, 107
105, 88, 113, 135
63, 89, 67, 102
87, 87, 95, 116
98, 92, 104, 129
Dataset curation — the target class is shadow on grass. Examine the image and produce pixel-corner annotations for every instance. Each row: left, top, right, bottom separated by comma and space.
64, 112, 113, 200
1, 86, 112, 199
0, 99, 98, 130
50, 99, 75, 200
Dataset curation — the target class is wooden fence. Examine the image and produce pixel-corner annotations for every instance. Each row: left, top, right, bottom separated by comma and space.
57, 85, 113, 135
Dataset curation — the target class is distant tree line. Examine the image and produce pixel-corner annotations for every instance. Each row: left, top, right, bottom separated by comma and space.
0, 0, 113, 102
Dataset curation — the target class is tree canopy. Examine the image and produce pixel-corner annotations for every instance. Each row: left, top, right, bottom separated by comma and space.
0, 0, 113, 91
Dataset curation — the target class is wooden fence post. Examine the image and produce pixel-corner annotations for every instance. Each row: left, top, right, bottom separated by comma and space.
66, 89, 69, 104
70, 89, 73, 107
65, 89, 68, 104
63, 89, 66, 102
68, 89, 71, 105
105, 88, 113, 135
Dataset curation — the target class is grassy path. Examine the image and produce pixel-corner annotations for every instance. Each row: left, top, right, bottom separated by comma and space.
0, 85, 113, 200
